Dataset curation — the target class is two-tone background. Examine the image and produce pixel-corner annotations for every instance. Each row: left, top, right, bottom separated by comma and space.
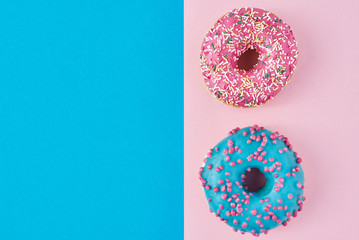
0, 0, 358, 239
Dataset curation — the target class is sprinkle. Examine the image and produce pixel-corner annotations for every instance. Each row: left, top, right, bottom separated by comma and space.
211, 43, 215, 50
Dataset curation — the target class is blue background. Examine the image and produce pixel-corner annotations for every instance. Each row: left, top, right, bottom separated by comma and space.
0, 1, 183, 239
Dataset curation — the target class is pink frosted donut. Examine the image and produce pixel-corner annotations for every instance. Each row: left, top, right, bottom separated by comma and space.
200, 8, 298, 107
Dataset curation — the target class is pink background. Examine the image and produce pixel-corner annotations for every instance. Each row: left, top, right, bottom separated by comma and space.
184, 0, 359, 239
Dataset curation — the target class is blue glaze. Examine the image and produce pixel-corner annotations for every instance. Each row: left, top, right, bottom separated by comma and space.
200, 126, 305, 234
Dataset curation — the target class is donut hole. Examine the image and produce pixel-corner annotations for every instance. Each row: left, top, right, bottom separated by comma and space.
237, 48, 259, 71
243, 168, 267, 192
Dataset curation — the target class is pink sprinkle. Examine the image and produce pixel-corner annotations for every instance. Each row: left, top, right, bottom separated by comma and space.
226, 211, 231, 216
208, 198, 212, 202
219, 165, 223, 170
275, 187, 280, 192
244, 200, 250, 205
256, 220, 261, 225
223, 149, 228, 154
296, 157, 302, 163
207, 164, 212, 169
225, 156, 230, 161
286, 172, 291, 177
288, 194, 293, 199
272, 215, 277, 221
278, 206, 283, 211
286, 212, 291, 217
238, 149, 242, 153
251, 209, 257, 215
279, 149, 283, 153
228, 140, 233, 147
243, 131, 247, 136
225, 172, 230, 176
206, 185, 211, 190
230, 161, 235, 167
216, 168, 220, 172
213, 187, 219, 192
231, 210, 236, 216
256, 135, 261, 141
269, 158, 274, 162
221, 186, 226, 192
279, 178, 284, 183
230, 203, 235, 207
229, 147, 234, 154
263, 206, 269, 212
242, 222, 247, 228
264, 215, 270, 220
222, 194, 228, 199
250, 135, 256, 140
278, 198, 283, 204
246, 217, 250, 221
233, 219, 238, 225
247, 140, 251, 144
276, 219, 281, 224
237, 159, 243, 164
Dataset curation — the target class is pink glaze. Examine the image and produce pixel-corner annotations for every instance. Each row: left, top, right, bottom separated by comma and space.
200, 8, 298, 107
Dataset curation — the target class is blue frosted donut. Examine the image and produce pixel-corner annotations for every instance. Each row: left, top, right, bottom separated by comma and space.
199, 125, 305, 236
